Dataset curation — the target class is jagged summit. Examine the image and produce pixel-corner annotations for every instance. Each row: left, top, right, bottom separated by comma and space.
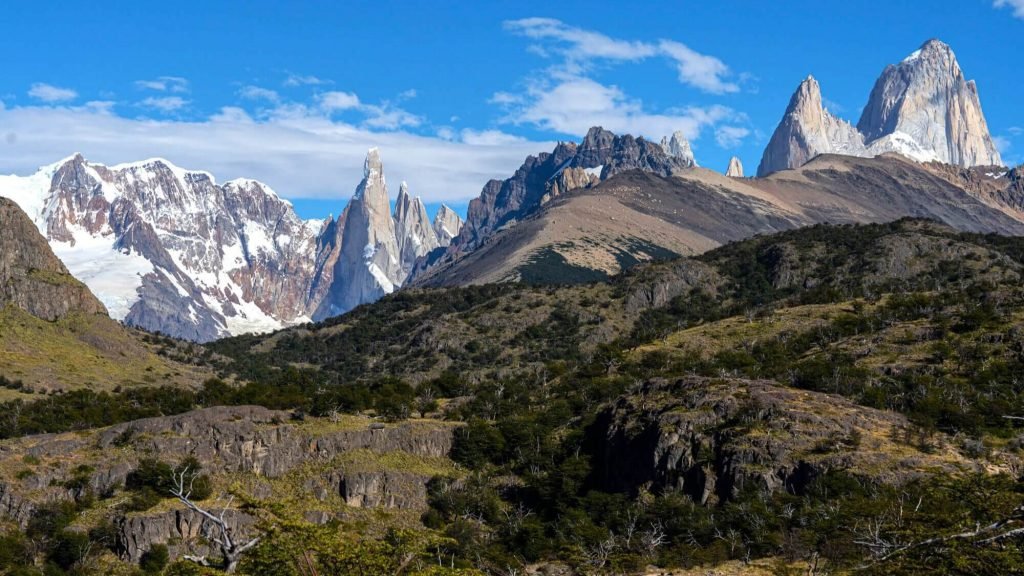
758, 40, 1003, 176
857, 39, 1001, 167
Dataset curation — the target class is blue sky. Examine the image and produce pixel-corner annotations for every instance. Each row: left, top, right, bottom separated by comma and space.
1, 0, 1022, 220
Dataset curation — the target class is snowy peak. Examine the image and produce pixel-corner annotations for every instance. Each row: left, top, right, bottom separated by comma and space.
857, 39, 1001, 167
660, 130, 697, 167
760, 40, 1002, 176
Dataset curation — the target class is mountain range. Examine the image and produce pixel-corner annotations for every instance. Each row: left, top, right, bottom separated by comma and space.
0, 150, 462, 340
0, 38, 1017, 341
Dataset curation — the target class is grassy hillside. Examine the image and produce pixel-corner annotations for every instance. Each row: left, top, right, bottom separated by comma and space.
0, 305, 211, 397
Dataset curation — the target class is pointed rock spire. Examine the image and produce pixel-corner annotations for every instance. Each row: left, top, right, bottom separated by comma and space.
660, 131, 697, 167
857, 39, 1002, 167
433, 205, 463, 246
393, 181, 440, 277
757, 75, 867, 176
330, 148, 404, 313
726, 156, 744, 177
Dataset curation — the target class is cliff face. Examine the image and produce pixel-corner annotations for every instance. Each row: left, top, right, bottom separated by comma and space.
857, 39, 1002, 167
0, 197, 106, 320
592, 378, 975, 504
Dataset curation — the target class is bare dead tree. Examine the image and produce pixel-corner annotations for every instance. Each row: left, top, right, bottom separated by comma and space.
170, 466, 262, 573
855, 504, 1024, 570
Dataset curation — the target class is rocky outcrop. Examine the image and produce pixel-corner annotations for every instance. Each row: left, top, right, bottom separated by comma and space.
117, 508, 257, 563
725, 156, 744, 177
432, 205, 463, 245
757, 76, 868, 176
0, 197, 107, 320
759, 40, 1002, 176
0, 406, 459, 562
546, 166, 599, 200
592, 378, 972, 505
857, 39, 1001, 167
660, 131, 697, 167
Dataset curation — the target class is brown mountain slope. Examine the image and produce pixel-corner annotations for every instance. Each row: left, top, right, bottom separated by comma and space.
414, 155, 1024, 287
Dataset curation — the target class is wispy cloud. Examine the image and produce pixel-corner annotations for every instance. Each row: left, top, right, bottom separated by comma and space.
28, 83, 77, 103
316, 91, 421, 130
494, 18, 748, 147
995, 0, 1024, 19
318, 91, 361, 111
715, 126, 751, 148
140, 96, 189, 113
239, 85, 281, 103
135, 76, 189, 93
284, 73, 330, 87
504, 17, 739, 94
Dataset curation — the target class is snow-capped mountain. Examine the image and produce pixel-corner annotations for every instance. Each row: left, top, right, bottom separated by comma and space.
758, 39, 1003, 176
0, 154, 320, 340
0, 151, 461, 341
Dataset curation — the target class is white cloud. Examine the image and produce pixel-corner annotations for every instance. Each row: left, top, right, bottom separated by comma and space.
239, 85, 280, 102
1008, 126, 1023, 136
714, 126, 750, 148
139, 96, 189, 113
0, 102, 552, 204
505, 17, 656, 63
398, 89, 418, 100
496, 76, 740, 142
317, 91, 421, 130
284, 73, 330, 87
995, 0, 1024, 19
28, 83, 77, 103
658, 40, 739, 94
135, 76, 189, 93
504, 17, 738, 94
318, 91, 361, 111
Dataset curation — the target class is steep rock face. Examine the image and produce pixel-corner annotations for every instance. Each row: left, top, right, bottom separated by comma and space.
759, 40, 1002, 176
394, 182, 441, 278
725, 156, 744, 177
858, 39, 1002, 167
0, 197, 106, 320
316, 149, 404, 319
757, 76, 868, 176
432, 205, 463, 245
